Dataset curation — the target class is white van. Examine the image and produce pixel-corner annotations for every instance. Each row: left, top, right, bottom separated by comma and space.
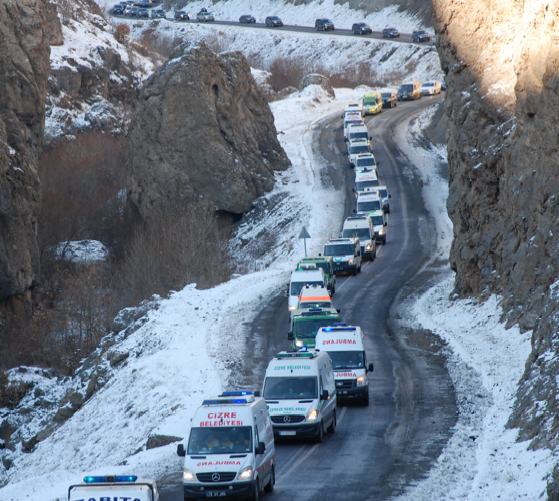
342, 215, 376, 260
68, 476, 159, 501
315, 325, 374, 406
354, 153, 378, 172
344, 103, 364, 117
324, 237, 362, 275
347, 138, 371, 168
375, 185, 391, 213
356, 191, 382, 214
177, 391, 275, 501
362, 210, 387, 244
354, 168, 379, 192
263, 349, 337, 442
346, 123, 370, 143
343, 112, 363, 140
288, 269, 326, 311
298, 283, 333, 310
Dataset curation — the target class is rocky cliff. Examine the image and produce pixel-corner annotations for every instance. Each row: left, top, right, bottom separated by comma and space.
127, 42, 290, 218
0, 0, 52, 306
433, 0, 559, 487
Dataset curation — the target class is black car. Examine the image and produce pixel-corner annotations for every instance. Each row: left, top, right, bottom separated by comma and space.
112, 4, 124, 14
412, 30, 431, 42
382, 27, 400, 38
138, 8, 149, 17
265, 16, 283, 27
352, 22, 372, 35
239, 14, 256, 23
126, 6, 139, 16
138, 0, 150, 7
315, 18, 335, 31
381, 91, 397, 108
174, 10, 189, 20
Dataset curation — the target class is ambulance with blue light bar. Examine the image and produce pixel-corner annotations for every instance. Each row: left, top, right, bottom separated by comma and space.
315, 325, 374, 406
68, 475, 159, 501
177, 391, 275, 501
263, 349, 337, 442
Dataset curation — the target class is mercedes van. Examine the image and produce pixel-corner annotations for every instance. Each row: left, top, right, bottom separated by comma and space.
263, 349, 337, 442
324, 238, 362, 275
177, 391, 275, 501
342, 215, 376, 259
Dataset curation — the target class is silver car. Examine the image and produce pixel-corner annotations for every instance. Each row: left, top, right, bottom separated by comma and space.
421, 81, 442, 95
197, 11, 215, 21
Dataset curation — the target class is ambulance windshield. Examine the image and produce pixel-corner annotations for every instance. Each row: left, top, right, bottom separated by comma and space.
330, 351, 365, 369
342, 228, 371, 240
357, 200, 381, 212
264, 376, 317, 399
187, 426, 253, 455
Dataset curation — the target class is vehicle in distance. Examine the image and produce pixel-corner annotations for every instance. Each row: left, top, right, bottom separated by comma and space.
125, 6, 139, 16
174, 10, 189, 20
297, 256, 336, 293
348, 138, 371, 168
355, 167, 379, 191
412, 29, 431, 42
343, 112, 364, 140
289, 307, 340, 350
382, 27, 400, 38
197, 11, 215, 21
263, 349, 337, 441
324, 238, 362, 275
397, 81, 422, 101
112, 4, 124, 14
356, 192, 383, 217
352, 22, 372, 35
344, 102, 364, 117
381, 91, 397, 108
315, 18, 335, 31
266, 16, 283, 27
137, 8, 149, 17
342, 215, 376, 260
150, 8, 165, 17
375, 186, 391, 213
68, 475, 159, 501
363, 91, 382, 115
138, 0, 150, 7
177, 391, 275, 501
239, 14, 256, 23
421, 80, 442, 95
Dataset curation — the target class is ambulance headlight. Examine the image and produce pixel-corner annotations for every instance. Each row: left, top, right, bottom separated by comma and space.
306, 409, 318, 422
238, 467, 253, 480
289, 305, 297, 311
348, 259, 353, 265
183, 469, 196, 482
379, 228, 385, 235
295, 339, 304, 348
356, 376, 368, 386
366, 244, 371, 250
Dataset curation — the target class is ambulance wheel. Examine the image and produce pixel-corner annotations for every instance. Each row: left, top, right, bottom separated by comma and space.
264, 467, 275, 493
315, 421, 324, 443
352, 266, 357, 276
327, 410, 336, 433
331, 284, 335, 295
363, 392, 370, 406
357, 263, 362, 273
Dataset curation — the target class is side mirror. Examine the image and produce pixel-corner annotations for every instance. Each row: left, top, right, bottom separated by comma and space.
384, 222, 387, 227
388, 194, 392, 198
336, 309, 341, 313
369, 136, 373, 140
368, 363, 374, 373
376, 162, 380, 166
255, 442, 266, 455
288, 331, 294, 340
254, 390, 261, 397
350, 164, 355, 169
320, 389, 329, 401
353, 209, 357, 213
357, 251, 361, 256
177, 444, 186, 457
352, 188, 355, 192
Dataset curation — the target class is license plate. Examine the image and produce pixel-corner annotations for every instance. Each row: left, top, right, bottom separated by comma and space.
206, 492, 226, 498
279, 431, 296, 436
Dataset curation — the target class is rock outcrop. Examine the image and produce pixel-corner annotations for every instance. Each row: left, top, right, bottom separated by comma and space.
300, 74, 335, 98
433, 0, 559, 473
127, 42, 290, 218
0, 0, 52, 304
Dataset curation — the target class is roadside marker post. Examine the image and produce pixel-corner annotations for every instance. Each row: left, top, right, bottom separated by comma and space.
299, 227, 311, 257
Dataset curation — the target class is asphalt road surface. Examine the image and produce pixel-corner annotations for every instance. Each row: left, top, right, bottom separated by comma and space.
159, 95, 456, 501
111, 11, 431, 46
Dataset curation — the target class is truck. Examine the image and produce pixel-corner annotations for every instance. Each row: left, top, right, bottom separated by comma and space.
177, 391, 275, 501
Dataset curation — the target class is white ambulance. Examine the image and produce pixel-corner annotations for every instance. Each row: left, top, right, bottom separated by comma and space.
354, 168, 379, 193
263, 349, 337, 442
342, 214, 376, 260
288, 268, 326, 311
315, 325, 374, 406
68, 475, 159, 501
177, 391, 275, 501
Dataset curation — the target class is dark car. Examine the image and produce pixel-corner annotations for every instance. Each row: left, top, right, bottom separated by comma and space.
239, 14, 256, 23
265, 16, 283, 27
112, 4, 124, 14
174, 10, 189, 20
138, 0, 150, 7
125, 6, 139, 16
412, 30, 431, 42
150, 8, 165, 18
315, 18, 335, 31
138, 8, 149, 17
352, 22, 372, 35
381, 91, 397, 108
382, 27, 400, 38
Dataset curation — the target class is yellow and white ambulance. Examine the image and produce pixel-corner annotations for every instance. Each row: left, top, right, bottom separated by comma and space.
315, 325, 374, 406
177, 391, 275, 501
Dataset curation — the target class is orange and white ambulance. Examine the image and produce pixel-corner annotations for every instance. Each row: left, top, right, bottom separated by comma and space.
315, 325, 374, 406
297, 283, 333, 310
177, 391, 275, 500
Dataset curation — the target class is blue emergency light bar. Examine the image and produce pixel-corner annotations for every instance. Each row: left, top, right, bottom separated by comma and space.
322, 326, 356, 332
221, 391, 253, 396
277, 351, 315, 359
333, 323, 347, 326
84, 475, 137, 483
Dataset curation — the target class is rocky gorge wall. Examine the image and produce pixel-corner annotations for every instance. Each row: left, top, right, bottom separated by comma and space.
0, 0, 53, 316
433, 0, 559, 490
127, 42, 290, 218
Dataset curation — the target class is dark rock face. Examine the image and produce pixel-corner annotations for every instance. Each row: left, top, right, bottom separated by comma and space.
127, 43, 290, 217
0, 0, 52, 303
433, 0, 559, 458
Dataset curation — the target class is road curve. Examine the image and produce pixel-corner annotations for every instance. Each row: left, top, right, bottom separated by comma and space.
159, 95, 456, 501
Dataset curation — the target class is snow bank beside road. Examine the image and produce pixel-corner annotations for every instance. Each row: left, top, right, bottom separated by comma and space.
395, 105, 555, 501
